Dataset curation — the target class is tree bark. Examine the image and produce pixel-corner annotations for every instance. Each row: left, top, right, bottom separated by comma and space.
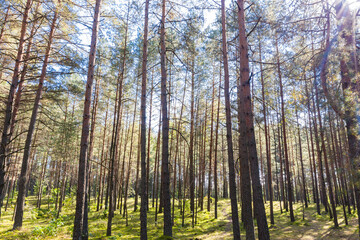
214, 64, 221, 219
73, 0, 101, 238
221, 1, 240, 238
0, 0, 32, 209
189, 57, 195, 226
13, 7, 58, 229
276, 36, 294, 222
160, 0, 172, 235
259, 40, 274, 224
140, 0, 149, 238
207, 71, 215, 212
237, 0, 269, 237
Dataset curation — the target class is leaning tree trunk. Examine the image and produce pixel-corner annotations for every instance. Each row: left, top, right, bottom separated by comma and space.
73, 0, 101, 238
0, 0, 32, 210
323, 1, 360, 233
9, 3, 40, 139
13, 7, 58, 229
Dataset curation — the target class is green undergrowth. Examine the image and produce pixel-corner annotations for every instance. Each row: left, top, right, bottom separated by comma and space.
0, 196, 358, 239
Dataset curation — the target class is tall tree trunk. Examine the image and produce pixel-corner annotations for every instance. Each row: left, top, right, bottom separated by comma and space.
0, 0, 32, 209
305, 118, 316, 205
123, 84, 139, 218
237, 0, 269, 238
9, 4, 40, 139
159, 0, 172, 235
13, 8, 58, 229
277, 110, 286, 213
315, 81, 338, 225
172, 80, 186, 222
321, 1, 360, 232
276, 36, 294, 222
146, 74, 154, 211
154, 112, 161, 217
237, 40, 254, 239
259, 40, 274, 224
97, 98, 109, 211
207, 71, 215, 212
189, 57, 195, 227
199, 102, 208, 211
140, 0, 149, 238
306, 83, 320, 214
221, 1, 240, 238
214, 64, 221, 219
296, 108, 307, 208
73, 0, 101, 238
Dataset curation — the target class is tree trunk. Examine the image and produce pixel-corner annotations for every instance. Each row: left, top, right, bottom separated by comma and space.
73, 0, 101, 238
237, 40, 254, 239
189, 57, 195, 226
221, 1, 240, 238
207, 71, 215, 212
237, 0, 269, 237
259, 40, 274, 224
13, 8, 58, 229
276, 36, 294, 222
140, 0, 149, 238
146, 73, 154, 211
0, 0, 32, 209
296, 108, 307, 208
160, 0, 172, 236
214, 64, 221, 219
97, 98, 109, 211
306, 83, 320, 214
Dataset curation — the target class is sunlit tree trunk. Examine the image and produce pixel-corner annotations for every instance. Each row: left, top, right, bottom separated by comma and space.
296, 108, 307, 208
13, 7, 58, 229
259, 40, 274, 224
73, 0, 101, 238
0, 0, 32, 210
237, 0, 269, 237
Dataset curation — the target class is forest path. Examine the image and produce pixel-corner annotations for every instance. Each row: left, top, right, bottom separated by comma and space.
197, 199, 237, 240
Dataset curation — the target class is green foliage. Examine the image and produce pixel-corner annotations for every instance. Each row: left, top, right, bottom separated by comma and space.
31, 217, 64, 237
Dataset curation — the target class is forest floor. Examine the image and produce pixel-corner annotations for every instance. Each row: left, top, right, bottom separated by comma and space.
0, 195, 358, 239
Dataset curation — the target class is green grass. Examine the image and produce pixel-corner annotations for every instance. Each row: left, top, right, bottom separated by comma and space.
0, 195, 358, 239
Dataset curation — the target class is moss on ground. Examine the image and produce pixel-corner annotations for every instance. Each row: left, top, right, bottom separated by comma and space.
0, 195, 358, 239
